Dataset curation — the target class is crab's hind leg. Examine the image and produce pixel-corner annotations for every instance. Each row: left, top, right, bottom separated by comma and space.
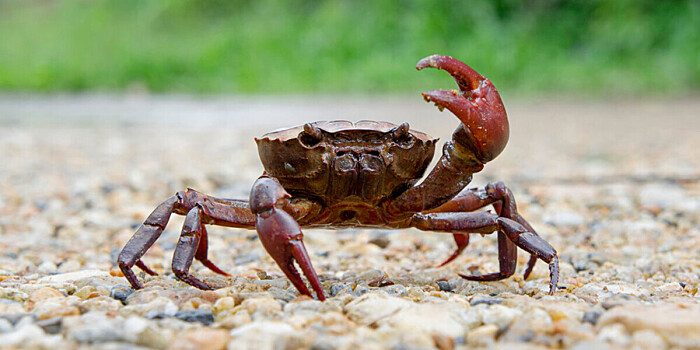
250, 176, 325, 301
411, 210, 559, 295
428, 183, 541, 279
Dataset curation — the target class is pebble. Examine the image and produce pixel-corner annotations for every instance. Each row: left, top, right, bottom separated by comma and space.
170, 328, 230, 350
467, 324, 499, 347
110, 286, 135, 304
228, 321, 311, 350
36, 270, 112, 284
71, 319, 125, 343
0, 323, 48, 347
174, 309, 215, 325
480, 304, 523, 328
0, 318, 13, 333
581, 308, 603, 325
597, 303, 700, 347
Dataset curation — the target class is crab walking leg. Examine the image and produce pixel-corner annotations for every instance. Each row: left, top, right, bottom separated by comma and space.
118, 189, 255, 290
428, 182, 541, 279
118, 195, 179, 289
251, 176, 325, 301
411, 211, 559, 295
172, 205, 212, 290
439, 233, 470, 267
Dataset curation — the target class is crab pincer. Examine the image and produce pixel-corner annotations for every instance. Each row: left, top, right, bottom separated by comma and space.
250, 176, 325, 301
417, 55, 509, 163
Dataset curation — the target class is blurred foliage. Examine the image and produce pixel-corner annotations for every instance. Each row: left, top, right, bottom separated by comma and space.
0, 0, 698, 95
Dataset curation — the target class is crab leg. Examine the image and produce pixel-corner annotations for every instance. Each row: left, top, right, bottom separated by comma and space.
411, 211, 559, 295
427, 182, 540, 279
118, 189, 255, 290
250, 176, 325, 301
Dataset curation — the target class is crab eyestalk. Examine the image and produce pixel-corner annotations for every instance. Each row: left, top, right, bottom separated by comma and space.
417, 55, 509, 163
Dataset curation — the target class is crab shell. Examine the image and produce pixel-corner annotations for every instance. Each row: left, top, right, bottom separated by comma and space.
256, 120, 437, 204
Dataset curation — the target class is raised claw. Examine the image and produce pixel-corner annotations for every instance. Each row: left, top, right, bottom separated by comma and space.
417, 55, 509, 163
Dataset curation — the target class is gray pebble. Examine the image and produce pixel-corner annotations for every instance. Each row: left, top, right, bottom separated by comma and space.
35, 317, 62, 334
329, 283, 354, 297
174, 309, 215, 325
582, 308, 603, 325
110, 286, 135, 305
470, 296, 503, 306
71, 324, 124, 343
380, 284, 407, 297
436, 280, 453, 292
0, 318, 13, 333
354, 285, 370, 296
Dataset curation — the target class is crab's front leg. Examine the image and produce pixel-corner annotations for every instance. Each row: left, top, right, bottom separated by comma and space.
386, 55, 509, 216
250, 176, 325, 301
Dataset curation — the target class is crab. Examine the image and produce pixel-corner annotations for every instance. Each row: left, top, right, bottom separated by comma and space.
118, 54, 559, 300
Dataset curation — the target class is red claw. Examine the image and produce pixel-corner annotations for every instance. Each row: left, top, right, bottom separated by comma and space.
251, 176, 326, 301
417, 55, 509, 163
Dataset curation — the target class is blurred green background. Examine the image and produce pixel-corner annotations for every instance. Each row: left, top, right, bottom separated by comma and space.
1, 0, 698, 96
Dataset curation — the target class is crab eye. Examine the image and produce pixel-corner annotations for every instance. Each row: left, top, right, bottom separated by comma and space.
299, 123, 323, 147
390, 122, 414, 147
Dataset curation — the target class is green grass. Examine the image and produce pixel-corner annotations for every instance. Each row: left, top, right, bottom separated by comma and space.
1, 0, 698, 95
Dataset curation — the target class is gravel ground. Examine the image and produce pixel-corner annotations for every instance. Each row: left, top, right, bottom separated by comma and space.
0, 95, 699, 349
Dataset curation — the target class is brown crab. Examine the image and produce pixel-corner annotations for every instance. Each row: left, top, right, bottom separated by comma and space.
118, 55, 559, 300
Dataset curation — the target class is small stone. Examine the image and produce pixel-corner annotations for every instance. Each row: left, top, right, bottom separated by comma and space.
213, 297, 236, 315
656, 282, 682, 292
0, 323, 46, 347
71, 321, 124, 343
144, 299, 179, 319
174, 309, 215, 325
356, 269, 385, 283
368, 235, 390, 249
598, 323, 631, 346
237, 296, 283, 320
469, 296, 503, 306
480, 304, 522, 328
597, 303, 700, 347
170, 328, 230, 350
582, 308, 603, 325
27, 287, 65, 310
345, 292, 413, 324
36, 317, 62, 334
37, 261, 58, 274
467, 324, 498, 347
353, 285, 370, 296
228, 321, 310, 350
37, 270, 111, 284
631, 330, 666, 350
57, 260, 81, 273
380, 284, 407, 297
267, 287, 296, 302
0, 318, 13, 333
82, 296, 123, 314
36, 305, 81, 320
123, 315, 172, 349
436, 281, 453, 292
329, 283, 353, 297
